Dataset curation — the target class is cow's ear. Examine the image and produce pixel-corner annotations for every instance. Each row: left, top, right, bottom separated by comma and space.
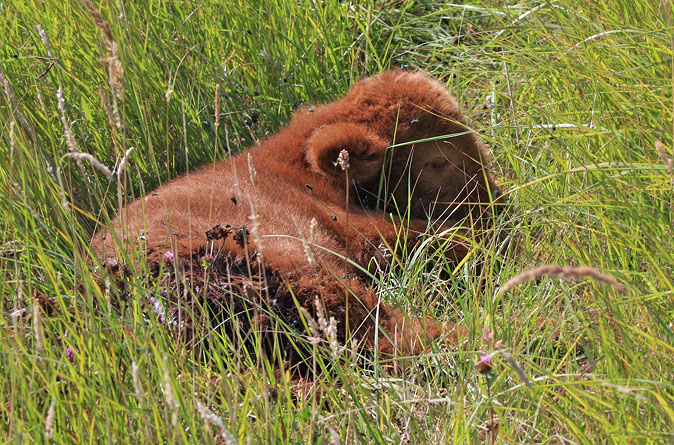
306, 123, 389, 185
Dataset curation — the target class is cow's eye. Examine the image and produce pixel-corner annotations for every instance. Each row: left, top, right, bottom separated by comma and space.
425, 160, 446, 170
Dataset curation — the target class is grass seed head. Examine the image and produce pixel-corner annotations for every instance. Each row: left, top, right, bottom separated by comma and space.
247, 152, 257, 186
214, 84, 221, 128
62, 152, 113, 180
655, 140, 674, 185
33, 304, 44, 354
56, 87, 79, 154
36, 24, 54, 58
44, 397, 56, 440
162, 356, 179, 427
498, 264, 625, 296
115, 146, 135, 177
131, 361, 144, 404
336, 149, 350, 171
248, 211, 263, 261
9, 120, 14, 160
196, 400, 237, 444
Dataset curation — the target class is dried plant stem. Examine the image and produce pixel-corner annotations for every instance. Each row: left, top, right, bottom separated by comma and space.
8, 121, 15, 200
655, 140, 674, 215
208, 84, 220, 224
530, 355, 602, 424
81, 0, 127, 238
655, 140, 674, 186
337, 149, 351, 340
33, 304, 44, 355
486, 377, 496, 445
497, 264, 625, 296
81, 0, 123, 125
344, 168, 351, 342
36, 24, 55, 79
0, 65, 39, 146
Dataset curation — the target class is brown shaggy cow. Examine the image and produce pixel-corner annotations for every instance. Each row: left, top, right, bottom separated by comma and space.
92, 70, 498, 369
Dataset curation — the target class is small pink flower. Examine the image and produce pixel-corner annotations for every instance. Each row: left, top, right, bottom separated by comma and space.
164, 250, 174, 264
66, 346, 76, 364
477, 353, 492, 374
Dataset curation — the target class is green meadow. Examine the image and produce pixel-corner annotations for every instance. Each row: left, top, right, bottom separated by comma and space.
1, 0, 672, 442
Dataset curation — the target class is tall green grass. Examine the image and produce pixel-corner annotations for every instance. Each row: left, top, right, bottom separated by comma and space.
1, 0, 672, 442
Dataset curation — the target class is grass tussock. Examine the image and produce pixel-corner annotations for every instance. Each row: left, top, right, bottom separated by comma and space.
0, 0, 673, 442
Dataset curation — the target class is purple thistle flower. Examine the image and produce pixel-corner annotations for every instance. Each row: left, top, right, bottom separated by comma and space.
164, 250, 174, 264
66, 346, 76, 364
477, 353, 492, 374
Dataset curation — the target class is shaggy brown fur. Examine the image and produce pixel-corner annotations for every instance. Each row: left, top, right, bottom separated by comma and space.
92, 70, 498, 368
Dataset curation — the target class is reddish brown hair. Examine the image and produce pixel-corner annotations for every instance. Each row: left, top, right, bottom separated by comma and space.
93, 70, 497, 370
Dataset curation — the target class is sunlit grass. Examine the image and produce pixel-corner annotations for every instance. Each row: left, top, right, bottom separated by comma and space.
1, 0, 672, 442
